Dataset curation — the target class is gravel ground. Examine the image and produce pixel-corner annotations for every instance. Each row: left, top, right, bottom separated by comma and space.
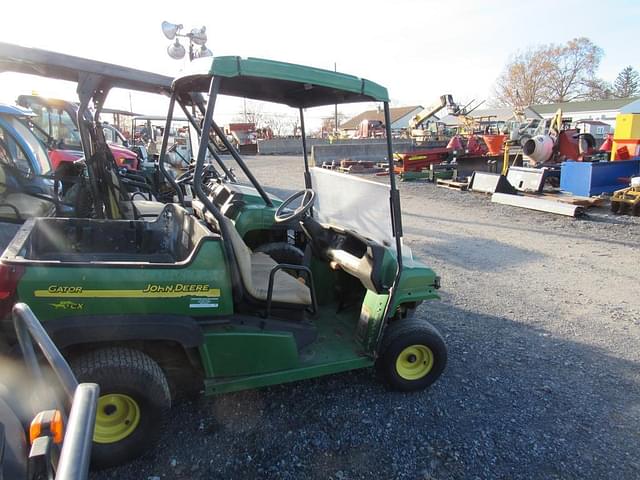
95, 155, 640, 480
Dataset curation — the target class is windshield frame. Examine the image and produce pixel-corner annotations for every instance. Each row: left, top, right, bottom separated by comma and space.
0, 114, 52, 176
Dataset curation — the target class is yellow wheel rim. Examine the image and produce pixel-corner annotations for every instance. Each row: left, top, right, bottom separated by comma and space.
395, 344, 434, 380
93, 394, 140, 444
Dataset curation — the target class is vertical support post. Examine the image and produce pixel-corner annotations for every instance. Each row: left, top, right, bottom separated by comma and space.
178, 100, 232, 181
158, 93, 184, 205
194, 77, 220, 201
299, 107, 311, 188
383, 102, 403, 265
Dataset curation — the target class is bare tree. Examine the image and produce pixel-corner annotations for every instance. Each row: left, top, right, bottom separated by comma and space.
263, 115, 298, 137
493, 47, 553, 107
545, 38, 603, 102
613, 66, 640, 98
232, 100, 265, 126
320, 113, 347, 135
583, 78, 613, 100
493, 38, 604, 106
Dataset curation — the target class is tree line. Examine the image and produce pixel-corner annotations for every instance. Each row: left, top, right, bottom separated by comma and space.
494, 37, 639, 107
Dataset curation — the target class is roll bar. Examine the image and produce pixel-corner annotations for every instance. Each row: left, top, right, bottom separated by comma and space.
12, 303, 99, 480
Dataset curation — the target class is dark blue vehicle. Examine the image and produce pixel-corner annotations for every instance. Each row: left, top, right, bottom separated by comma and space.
0, 104, 62, 248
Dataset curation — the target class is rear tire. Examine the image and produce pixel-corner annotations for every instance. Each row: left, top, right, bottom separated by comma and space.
376, 319, 447, 392
71, 347, 171, 469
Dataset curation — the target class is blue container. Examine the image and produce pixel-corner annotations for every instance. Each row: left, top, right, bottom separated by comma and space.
560, 159, 640, 197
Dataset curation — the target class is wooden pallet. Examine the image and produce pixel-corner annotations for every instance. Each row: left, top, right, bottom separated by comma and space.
437, 179, 469, 191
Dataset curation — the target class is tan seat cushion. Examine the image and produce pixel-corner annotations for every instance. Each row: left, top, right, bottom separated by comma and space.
0, 193, 55, 219
220, 216, 311, 306
250, 252, 312, 305
133, 199, 165, 218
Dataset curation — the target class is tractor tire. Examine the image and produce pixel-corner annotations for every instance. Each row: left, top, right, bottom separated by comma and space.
376, 319, 447, 392
633, 203, 640, 217
254, 242, 304, 265
610, 201, 621, 214
71, 347, 171, 469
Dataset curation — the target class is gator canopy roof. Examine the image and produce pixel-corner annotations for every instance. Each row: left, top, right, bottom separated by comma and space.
173, 56, 390, 108
0, 42, 173, 95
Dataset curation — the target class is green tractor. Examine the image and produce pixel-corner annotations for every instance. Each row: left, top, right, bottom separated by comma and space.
0, 54, 446, 468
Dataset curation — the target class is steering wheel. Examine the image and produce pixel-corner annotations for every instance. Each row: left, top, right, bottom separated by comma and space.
274, 189, 315, 224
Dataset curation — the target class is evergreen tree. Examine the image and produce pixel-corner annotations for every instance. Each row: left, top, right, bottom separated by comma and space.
613, 66, 640, 98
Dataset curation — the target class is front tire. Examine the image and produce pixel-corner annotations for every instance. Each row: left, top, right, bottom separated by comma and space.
71, 347, 171, 469
376, 319, 447, 392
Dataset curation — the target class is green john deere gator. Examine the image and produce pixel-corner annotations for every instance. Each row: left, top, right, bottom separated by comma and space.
0, 54, 446, 468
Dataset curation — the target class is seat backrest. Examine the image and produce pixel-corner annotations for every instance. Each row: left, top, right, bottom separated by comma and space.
219, 216, 254, 293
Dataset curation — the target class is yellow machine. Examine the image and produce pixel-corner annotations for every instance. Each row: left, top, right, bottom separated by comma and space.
406, 95, 459, 142
611, 182, 640, 215
611, 114, 640, 160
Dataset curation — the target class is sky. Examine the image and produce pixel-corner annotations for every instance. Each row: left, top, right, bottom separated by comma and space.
1, 0, 638, 131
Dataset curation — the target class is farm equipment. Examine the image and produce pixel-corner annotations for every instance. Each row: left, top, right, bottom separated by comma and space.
392, 148, 450, 177
17, 95, 141, 172
0, 54, 446, 468
406, 94, 459, 142
0, 103, 76, 249
611, 177, 640, 215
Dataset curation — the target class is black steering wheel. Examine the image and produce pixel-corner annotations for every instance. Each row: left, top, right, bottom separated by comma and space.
274, 188, 316, 224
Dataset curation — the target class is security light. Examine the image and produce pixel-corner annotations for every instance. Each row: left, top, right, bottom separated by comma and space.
194, 45, 213, 59
190, 27, 208, 46
167, 39, 186, 60
161, 21, 182, 40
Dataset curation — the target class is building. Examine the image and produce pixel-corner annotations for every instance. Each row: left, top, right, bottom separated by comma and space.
529, 98, 639, 127
574, 120, 612, 141
340, 105, 422, 135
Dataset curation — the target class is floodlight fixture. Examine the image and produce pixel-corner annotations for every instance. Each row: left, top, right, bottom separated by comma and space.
161, 21, 182, 40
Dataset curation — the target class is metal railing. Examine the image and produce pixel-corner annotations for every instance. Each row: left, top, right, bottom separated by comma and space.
12, 302, 99, 480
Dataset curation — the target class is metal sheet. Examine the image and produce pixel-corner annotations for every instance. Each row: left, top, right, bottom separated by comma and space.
506, 167, 547, 193
491, 193, 584, 217
469, 172, 516, 194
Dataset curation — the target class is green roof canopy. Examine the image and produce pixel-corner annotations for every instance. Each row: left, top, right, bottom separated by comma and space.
173, 56, 389, 108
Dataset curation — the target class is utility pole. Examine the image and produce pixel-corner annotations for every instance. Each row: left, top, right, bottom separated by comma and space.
243, 98, 248, 123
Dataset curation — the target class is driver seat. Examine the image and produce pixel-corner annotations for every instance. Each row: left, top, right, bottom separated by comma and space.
0, 166, 55, 220
219, 216, 311, 306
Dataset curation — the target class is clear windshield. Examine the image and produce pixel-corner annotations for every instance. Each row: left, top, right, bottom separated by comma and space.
8, 118, 52, 175
310, 167, 394, 248
28, 102, 82, 149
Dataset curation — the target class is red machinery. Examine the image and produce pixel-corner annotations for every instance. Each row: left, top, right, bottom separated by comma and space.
393, 148, 450, 173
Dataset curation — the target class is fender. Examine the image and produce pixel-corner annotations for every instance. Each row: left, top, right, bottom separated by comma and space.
43, 314, 204, 350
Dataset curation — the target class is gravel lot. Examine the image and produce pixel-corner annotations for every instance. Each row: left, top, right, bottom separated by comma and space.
95, 155, 640, 480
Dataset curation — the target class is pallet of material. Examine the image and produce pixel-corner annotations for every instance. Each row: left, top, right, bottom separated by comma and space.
436, 179, 468, 191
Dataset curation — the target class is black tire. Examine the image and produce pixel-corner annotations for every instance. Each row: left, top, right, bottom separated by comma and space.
611, 201, 620, 214
254, 242, 304, 265
71, 347, 171, 469
376, 319, 447, 392
65, 182, 95, 218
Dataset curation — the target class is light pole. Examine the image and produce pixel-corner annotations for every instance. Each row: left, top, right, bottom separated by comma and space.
161, 21, 213, 61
